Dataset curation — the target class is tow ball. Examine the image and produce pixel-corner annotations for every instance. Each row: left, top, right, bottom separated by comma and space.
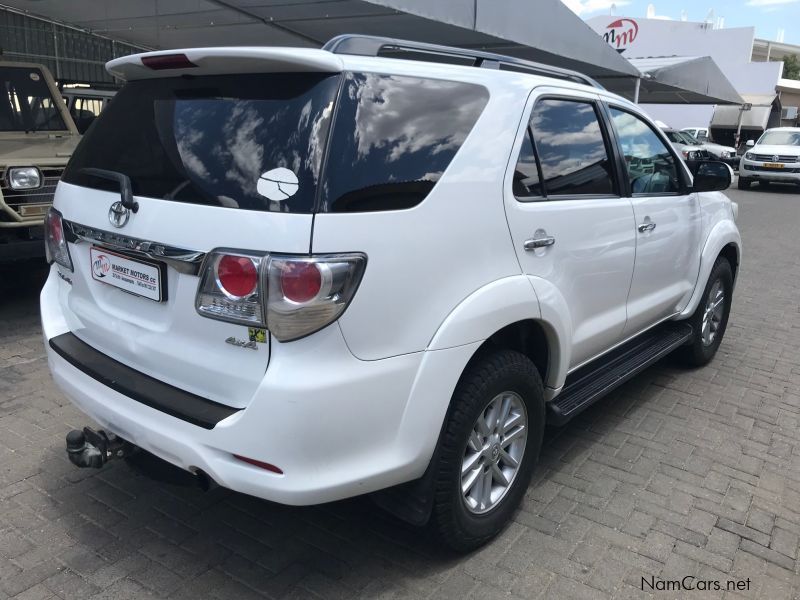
65, 427, 137, 468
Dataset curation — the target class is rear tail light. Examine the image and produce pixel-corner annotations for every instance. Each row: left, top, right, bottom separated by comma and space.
196, 251, 265, 326
196, 251, 366, 342
44, 208, 72, 271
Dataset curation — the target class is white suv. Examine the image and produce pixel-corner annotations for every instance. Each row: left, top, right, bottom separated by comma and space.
41, 36, 741, 551
739, 127, 800, 189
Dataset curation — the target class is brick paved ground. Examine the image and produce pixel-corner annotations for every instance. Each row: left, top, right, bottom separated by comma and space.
1, 185, 799, 599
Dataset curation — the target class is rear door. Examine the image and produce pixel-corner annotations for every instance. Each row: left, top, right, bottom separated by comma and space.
606, 105, 702, 337
504, 89, 636, 369
55, 71, 340, 408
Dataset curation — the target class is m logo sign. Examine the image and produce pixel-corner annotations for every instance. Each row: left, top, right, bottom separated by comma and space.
603, 18, 639, 53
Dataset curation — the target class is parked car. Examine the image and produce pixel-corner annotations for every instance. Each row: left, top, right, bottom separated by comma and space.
682, 126, 709, 142
738, 127, 800, 189
42, 36, 741, 551
679, 131, 738, 168
661, 128, 711, 162
0, 60, 80, 262
62, 87, 116, 134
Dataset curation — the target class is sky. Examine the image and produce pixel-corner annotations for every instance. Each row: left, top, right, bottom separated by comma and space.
561, 0, 800, 45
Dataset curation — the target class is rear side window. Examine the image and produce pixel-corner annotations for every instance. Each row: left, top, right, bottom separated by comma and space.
63, 73, 340, 213
320, 73, 489, 212
530, 98, 616, 197
512, 128, 543, 198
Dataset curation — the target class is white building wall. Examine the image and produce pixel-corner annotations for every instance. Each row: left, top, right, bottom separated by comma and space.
586, 15, 783, 130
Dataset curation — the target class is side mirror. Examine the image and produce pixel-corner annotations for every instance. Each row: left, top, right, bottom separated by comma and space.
692, 161, 733, 192
746, 139, 755, 147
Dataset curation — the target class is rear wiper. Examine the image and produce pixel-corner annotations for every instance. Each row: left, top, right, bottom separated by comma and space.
80, 168, 139, 213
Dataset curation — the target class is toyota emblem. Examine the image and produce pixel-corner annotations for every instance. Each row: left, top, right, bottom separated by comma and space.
108, 201, 130, 228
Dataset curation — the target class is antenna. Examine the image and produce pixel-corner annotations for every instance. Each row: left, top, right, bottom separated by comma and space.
646, 3, 656, 19
680, 10, 687, 21
777, 28, 785, 43
705, 8, 715, 24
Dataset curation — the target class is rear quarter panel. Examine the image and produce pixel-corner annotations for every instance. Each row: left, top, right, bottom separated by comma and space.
312, 76, 530, 360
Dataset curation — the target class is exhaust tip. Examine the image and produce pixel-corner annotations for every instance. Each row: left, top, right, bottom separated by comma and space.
192, 468, 217, 492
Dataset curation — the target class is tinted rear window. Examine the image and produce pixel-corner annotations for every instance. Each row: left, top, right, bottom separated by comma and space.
63, 73, 340, 213
320, 73, 489, 212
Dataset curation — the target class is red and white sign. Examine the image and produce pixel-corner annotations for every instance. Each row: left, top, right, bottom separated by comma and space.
602, 18, 639, 53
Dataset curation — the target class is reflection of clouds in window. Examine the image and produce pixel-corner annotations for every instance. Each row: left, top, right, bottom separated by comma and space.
540, 147, 607, 178
534, 101, 607, 177
537, 118, 601, 147
175, 104, 213, 181
305, 101, 332, 182
350, 73, 486, 164
221, 102, 265, 196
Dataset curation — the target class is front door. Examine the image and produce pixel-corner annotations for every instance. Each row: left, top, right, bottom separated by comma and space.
606, 106, 703, 337
504, 91, 636, 369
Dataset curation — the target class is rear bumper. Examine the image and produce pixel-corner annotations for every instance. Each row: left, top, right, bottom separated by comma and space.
48, 332, 239, 429
41, 267, 477, 505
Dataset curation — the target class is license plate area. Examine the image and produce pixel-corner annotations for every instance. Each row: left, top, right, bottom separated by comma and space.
89, 246, 167, 302
763, 162, 784, 169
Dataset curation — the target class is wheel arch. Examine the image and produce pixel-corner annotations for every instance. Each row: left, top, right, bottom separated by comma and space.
679, 220, 742, 319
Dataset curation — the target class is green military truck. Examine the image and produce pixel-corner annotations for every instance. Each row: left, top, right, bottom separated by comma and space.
0, 60, 80, 261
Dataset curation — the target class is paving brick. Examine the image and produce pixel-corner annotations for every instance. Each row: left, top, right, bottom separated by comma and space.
716, 519, 772, 548
746, 507, 775, 535
739, 539, 796, 572
769, 527, 799, 560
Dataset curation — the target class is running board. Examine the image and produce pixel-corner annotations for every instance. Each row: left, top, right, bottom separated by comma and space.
547, 322, 693, 426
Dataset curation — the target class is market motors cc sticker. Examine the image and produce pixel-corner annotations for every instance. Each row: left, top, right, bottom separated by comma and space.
257, 168, 299, 201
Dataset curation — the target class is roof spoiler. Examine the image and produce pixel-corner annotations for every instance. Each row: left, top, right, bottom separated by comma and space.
106, 47, 343, 81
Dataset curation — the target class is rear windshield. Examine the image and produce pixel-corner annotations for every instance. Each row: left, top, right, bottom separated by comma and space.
63, 73, 340, 213
63, 71, 488, 214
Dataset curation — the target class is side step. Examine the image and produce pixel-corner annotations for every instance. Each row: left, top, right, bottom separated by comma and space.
547, 322, 693, 426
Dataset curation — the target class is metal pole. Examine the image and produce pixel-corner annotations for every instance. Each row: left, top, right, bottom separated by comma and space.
735, 106, 745, 150
633, 77, 641, 103
52, 22, 60, 80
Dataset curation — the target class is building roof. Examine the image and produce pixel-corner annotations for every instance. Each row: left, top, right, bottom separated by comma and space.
599, 55, 743, 104
0, 0, 640, 79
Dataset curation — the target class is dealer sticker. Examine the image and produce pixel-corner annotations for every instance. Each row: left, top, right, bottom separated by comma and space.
90, 247, 162, 302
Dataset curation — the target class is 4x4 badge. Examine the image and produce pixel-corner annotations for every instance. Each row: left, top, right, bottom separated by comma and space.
108, 201, 130, 228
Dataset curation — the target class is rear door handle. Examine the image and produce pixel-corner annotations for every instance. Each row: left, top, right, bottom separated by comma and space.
524, 236, 556, 251
638, 222, 656, 233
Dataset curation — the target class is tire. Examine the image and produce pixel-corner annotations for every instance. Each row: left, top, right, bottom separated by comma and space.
431, 350, 545, 552
737, 177, 751, 190
675, 257, 733, 367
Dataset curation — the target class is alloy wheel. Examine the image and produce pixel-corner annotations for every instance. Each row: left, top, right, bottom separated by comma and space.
461, 391, 528, 514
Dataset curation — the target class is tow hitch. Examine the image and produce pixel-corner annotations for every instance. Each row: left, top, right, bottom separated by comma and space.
65, 427, 137, 468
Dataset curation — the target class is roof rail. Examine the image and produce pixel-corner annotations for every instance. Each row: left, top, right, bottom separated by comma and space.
322, 34, 604, 90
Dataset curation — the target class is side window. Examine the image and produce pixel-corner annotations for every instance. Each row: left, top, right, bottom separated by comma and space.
512, 128, 542, 198
609, 107, 680, 195
321, 73, 489, 213
530, 98, 616, 196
